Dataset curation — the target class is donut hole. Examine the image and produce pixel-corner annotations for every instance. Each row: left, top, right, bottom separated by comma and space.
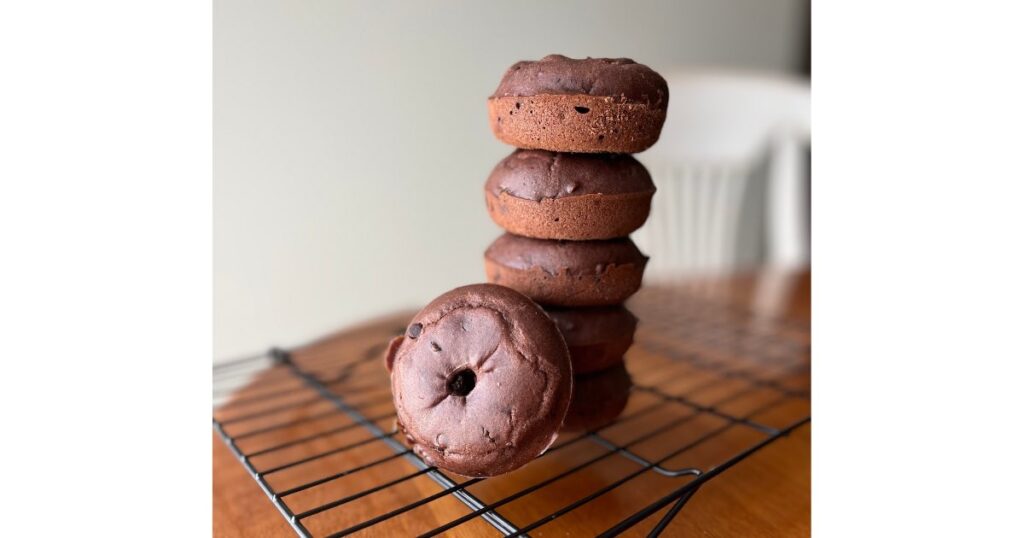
447, 369, 477, 397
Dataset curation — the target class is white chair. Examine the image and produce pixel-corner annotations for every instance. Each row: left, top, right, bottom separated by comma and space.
633, 70, 811, 279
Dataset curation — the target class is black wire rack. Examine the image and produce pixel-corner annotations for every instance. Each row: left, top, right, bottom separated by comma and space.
213, 283, 811, 537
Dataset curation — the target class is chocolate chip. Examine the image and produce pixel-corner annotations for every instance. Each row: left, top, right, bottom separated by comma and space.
408, 323, 422, 338
574, 106, 590, 114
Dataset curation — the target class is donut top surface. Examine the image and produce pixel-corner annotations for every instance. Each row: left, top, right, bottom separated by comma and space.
386, 284, 572, 477
490, 54, 669, 108
486, 149, 655, 201
485, 233, 648, 276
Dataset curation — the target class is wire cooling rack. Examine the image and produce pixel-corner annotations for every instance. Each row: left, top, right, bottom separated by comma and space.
213, 283, 811, 537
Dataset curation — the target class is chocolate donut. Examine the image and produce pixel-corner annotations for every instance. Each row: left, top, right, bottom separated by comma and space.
562, 361, 633, 432
485, 149, 656, 241
386, 284, 573, 477
488, 55, 669, 153
546, 306, 638, 374
484, 233, 648, 307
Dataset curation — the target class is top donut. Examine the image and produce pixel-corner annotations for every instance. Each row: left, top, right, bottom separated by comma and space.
488, 54, 669, 154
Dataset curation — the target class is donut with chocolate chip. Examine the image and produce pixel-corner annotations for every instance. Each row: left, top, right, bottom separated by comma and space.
386, 284, 572, 477
485, 149, 655, 240
488, 55, 669, 153
484, 233, 648, 307
546, 306, 638, 374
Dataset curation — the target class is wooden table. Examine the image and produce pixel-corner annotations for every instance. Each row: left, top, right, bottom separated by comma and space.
213, 270, 810, 537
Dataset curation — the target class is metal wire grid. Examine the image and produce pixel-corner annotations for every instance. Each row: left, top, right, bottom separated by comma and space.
213, 289, 810, 537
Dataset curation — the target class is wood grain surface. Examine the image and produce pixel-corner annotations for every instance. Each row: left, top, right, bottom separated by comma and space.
213, 270, 810, 537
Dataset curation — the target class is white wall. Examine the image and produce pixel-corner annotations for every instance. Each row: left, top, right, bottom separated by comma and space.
214, 0, 806, 361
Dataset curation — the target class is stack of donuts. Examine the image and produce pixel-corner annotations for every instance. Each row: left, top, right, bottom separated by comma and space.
386, 55, 668, 478
484, 55, 669, 390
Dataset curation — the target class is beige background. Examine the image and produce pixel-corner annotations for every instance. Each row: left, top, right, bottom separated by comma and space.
214, 0, 807, 361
